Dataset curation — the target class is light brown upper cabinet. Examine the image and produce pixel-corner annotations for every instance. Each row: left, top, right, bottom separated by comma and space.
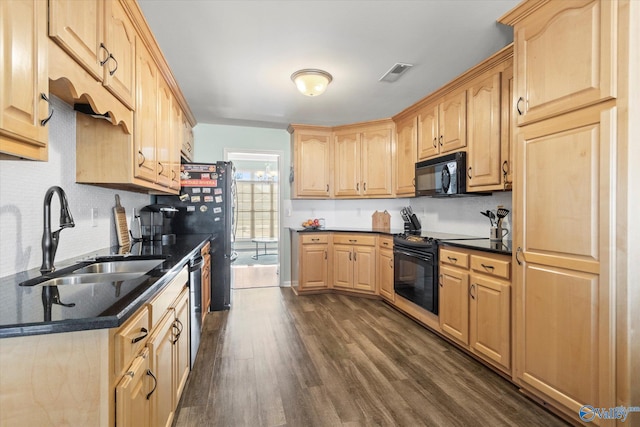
466, 63, 513, 192
417, 89, 466, 161
0, 0, 49, 161
393, 115, 417, 197
134, 38, 158, 183
333, 121, 393, 198
289, 125, 332, 198
49, 0, 136, 109
510, 0, 616, 126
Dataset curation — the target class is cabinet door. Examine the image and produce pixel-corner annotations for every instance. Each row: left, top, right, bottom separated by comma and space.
48, 0, 104, 80
361, 128, 393, 196
513, 0, 616, 125
148, 312, 175, 427
156, 79, 172, 187
469, 274, 510, 370
417, 103, 439, 160
439, 265, 469, 345
467, 72, 502, 189
378, 248, 394, 302
439, 90, 466, 153
332, 244, 353, 289
201, 253, 211, 319
0, 0, 49, 160
104, 0, 135, 109
514, 105, 615, 413
134, 39, 157, 183
295, 131, 331, 197
115, 349, 150, 427
353, 246, 376, 293
181, 118, 194, 162
174, 290, 190, 403
168, 97, 182, 191
394, 116, 417, 196
300, 244, 329, 290
501, 65, 514, 188
334, 132, 361, 197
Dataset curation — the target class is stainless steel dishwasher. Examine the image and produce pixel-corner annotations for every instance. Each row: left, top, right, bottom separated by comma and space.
188, 254, 204, 368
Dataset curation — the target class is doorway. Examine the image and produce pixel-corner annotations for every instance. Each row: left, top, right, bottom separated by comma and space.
225, 150, 281, 289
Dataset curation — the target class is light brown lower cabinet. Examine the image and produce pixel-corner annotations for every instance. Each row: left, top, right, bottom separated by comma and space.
332, 234, 376, 293
299, 233, 330, 291
116, 348, 151, 427
378, 236, 394, 302
439, 246, 511, 373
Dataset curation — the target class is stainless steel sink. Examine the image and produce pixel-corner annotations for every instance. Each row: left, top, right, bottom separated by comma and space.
72, 259, 164, 274
37, 272, 145, 286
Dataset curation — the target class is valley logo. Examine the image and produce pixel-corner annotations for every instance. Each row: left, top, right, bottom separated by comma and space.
579, 405, 640, 422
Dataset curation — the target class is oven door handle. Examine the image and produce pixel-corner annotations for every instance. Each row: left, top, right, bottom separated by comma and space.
394, 249, 432, 263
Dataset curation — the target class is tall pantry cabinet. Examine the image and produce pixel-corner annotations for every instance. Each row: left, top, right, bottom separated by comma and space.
500, 0, 638, 423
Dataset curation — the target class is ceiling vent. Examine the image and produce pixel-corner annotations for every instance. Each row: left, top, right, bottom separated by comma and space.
379, 62, 413, 83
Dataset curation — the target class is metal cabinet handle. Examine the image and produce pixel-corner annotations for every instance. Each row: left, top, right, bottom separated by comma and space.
412, 178, 416, 187
158, 162, 164, 175
356, 182, 359, 191
469, 284, 476, 299
502, 161, 509, 189
137, 150, 146, 167
481, 263, 494, 271
146, 369, 157, 400
349, 252, 352, 261
439, 135, 443, 146
516, 97, 524, 115
326, 184, 329, 192
516, 247, 523, 265
354, 252, 357, 261
447, 256, 457, 262
349, 239, 357, 243
468, 167, 472, 179
172, 169, 177, 181
439, 273, 443, 287
99, 43, 110, 66
432, 138, 437, 148
108, 54, 118, 76
363, 182, 366, 191
324, 250, 327, 260
40, 93, 54, 126
311, 238, 320, 242
389, 259, 393, 268
131, 327, 148, 344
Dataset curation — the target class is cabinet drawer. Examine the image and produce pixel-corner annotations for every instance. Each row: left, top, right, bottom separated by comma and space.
379, 236, 393, 249
301, 234, 329, 244
333, 234, 376, 246
440, 248, 469, 268
114, 306, 150, 376
470, 255, 510, 280
148, 266, 188, 328
201, 241, 210, 256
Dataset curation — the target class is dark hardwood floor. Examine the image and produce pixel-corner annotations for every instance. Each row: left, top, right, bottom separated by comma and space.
174, 288, 569, 427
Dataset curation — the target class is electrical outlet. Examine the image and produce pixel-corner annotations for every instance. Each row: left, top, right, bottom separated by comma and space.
91, 208, 98, 227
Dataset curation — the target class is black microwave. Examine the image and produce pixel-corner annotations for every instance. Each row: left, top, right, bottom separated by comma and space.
415, 152, 467, 197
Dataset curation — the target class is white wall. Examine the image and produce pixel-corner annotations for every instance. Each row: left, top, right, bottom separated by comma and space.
0, 97, 150, 278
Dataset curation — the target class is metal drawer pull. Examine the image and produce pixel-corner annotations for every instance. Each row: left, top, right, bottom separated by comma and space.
356, 182, 359, 191
439, 273, 443, 287
349, 239, 357, 243
354, 252, 357, 261
439, 135, 443, 146
469, 284, 476, 299
349, 252, 352, 261
131, 327, 148, 344
324, 250, 327, 260
158, 162, 164, 175
311, 238, 320, 242
99, 43, 110, 65
108, 54, 118, 76
137, 150, 146, 167
363, 182, 367, 191
481, 263, 494, 271
389, 259, 393, 268
467, 167, 472, 179
432, 138, 437, 148
40, 93, 54, 126
447, 256, 458, 262
146, 369, 157, 400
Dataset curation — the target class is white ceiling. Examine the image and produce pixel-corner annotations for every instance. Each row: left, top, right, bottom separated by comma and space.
138, 0, 519, 129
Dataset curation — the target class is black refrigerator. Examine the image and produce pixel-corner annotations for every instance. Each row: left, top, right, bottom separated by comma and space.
157, 161, 235, 311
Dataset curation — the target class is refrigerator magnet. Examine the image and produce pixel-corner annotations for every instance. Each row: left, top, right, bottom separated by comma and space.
191, 195, 201, 203
204, 196, 214, 202
200, 205, 208, 212
187, 205, 196, 212
213, 207, 222, 214
214, 188, 222, 195
215, 196, 223, 203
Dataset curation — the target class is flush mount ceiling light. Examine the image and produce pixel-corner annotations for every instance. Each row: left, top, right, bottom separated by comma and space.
291, 69, 333, 97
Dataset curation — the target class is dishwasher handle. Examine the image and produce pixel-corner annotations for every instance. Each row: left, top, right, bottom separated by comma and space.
189, 255, 204, 272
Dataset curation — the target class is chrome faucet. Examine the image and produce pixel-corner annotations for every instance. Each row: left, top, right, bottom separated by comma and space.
40, 186, 75, 274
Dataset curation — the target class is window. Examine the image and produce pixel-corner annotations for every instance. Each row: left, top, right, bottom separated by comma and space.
235, 177, 278, 240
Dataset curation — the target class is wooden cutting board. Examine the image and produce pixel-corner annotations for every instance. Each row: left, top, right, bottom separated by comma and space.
114, 194, 130, 248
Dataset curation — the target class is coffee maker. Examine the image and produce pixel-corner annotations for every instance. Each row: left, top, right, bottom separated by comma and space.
140, 204, 178, 244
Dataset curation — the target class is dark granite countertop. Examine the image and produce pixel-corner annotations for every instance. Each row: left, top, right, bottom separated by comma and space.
0, 234, 211, 339
291, 226, 405, 235
439, 239, 513, 255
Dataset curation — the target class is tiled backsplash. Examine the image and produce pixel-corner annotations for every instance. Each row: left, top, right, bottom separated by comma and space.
0, 97, 150, 278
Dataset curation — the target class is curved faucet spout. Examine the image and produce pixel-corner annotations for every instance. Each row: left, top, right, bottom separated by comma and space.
40, 186, 75, 274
